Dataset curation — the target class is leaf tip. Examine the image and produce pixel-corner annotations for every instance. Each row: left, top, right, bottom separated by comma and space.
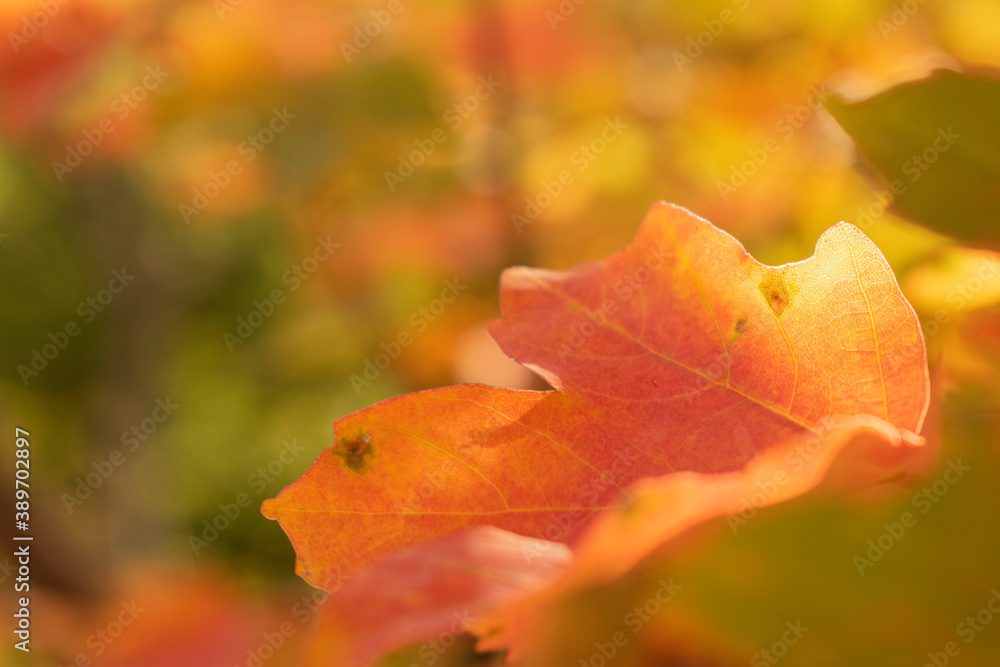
261, 497, 279, 519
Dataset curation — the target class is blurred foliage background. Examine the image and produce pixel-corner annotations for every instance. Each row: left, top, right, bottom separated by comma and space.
1, 0, 999, 665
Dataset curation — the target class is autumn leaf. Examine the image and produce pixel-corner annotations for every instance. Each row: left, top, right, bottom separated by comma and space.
826, 68, 1000, 250
262, 202, 929, 591
301, 526, 571, 667
300, 413, 934, 666
483, 395, 997, 667
470, 414, 926, 662
473, 369, 941, 664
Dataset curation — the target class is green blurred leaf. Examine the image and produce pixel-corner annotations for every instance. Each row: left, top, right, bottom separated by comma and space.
635, 400, 1000, 666
826, 68, 1000, 249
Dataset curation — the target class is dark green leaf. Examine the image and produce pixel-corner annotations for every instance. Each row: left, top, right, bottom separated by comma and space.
826, 68, 1000, 249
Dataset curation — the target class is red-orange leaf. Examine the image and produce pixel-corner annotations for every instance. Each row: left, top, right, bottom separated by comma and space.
301, 526, 571, 667
472, 415, 927, 662
262, 203, 929, 591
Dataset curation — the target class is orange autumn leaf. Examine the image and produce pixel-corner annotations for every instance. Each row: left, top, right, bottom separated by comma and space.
262, 202, 929, 591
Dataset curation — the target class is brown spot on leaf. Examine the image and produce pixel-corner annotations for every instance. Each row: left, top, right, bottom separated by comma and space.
333, 432, 375, 473
758, 272, 795, 318
769, 290, 787, 313
734, 317, 748, 335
